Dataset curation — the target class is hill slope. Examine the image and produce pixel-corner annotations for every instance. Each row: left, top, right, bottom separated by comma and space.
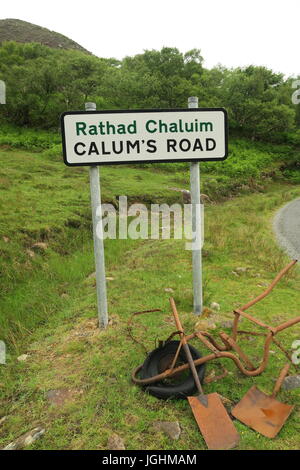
0, 18, 91, 54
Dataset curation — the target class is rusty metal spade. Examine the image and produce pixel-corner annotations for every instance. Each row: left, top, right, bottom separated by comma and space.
232, 363, 294, 438
170, 298, 240, 450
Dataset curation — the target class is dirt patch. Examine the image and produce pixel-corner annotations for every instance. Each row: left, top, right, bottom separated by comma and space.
46, 388, 84, 407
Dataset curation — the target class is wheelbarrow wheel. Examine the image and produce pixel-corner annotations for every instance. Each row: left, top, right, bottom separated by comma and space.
139, 340, 205, 399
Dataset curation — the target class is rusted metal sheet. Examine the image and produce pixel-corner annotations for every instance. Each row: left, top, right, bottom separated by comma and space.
232, 386, 294, 438
188, 393, 240, 449
170, 297, 239, 450
232, 364, 294, 438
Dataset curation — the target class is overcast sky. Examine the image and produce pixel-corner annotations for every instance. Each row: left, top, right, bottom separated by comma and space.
1, 0, 299, 77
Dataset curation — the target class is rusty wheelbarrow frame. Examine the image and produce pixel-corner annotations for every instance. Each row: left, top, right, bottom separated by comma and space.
132, 259, 300, 386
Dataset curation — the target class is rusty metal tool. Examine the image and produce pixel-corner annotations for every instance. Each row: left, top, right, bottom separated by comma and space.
132, 261, 300, 387
170, 298, 240, 450
232, 363, 294, 438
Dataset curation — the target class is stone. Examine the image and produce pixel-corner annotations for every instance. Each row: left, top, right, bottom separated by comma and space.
282, 375, 300, 390
3, 427, 45, 450
210, 302, 220, 311
107, 433, 125, 450
17, 354, 29, 362
153, 421, 181, 440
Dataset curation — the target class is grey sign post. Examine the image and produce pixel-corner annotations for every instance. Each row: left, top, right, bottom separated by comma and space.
85, 102, 108, 328
62, 102, 227, 323
0, 340, 6, 364
0, 80, 5, 104
189, 96, 203, 315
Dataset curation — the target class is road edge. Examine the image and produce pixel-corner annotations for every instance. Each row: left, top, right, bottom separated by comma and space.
273, 198, 300, 260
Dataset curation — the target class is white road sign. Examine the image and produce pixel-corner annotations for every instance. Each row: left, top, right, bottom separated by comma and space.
61, 108, 228, 166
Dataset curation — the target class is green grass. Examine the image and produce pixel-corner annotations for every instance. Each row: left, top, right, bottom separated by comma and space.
0, 148, 300, 450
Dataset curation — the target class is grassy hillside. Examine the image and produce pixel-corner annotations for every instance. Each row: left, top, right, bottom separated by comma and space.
0, 19, 90, 54
0, 145, 299, 450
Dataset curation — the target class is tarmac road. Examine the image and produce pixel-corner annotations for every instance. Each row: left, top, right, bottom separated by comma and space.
274, 198, 300, 260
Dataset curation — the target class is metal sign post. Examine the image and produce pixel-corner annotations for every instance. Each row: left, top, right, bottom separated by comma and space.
189, 97, 203, 315
85, 102, 108, 328
61, 102, 228, 324
0, 80, 5, 104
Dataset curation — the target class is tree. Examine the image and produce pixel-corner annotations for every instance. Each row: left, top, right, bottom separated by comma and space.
221, 66, 295, 139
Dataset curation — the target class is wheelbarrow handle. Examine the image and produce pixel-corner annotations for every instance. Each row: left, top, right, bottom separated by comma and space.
271, 363, 290, 398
